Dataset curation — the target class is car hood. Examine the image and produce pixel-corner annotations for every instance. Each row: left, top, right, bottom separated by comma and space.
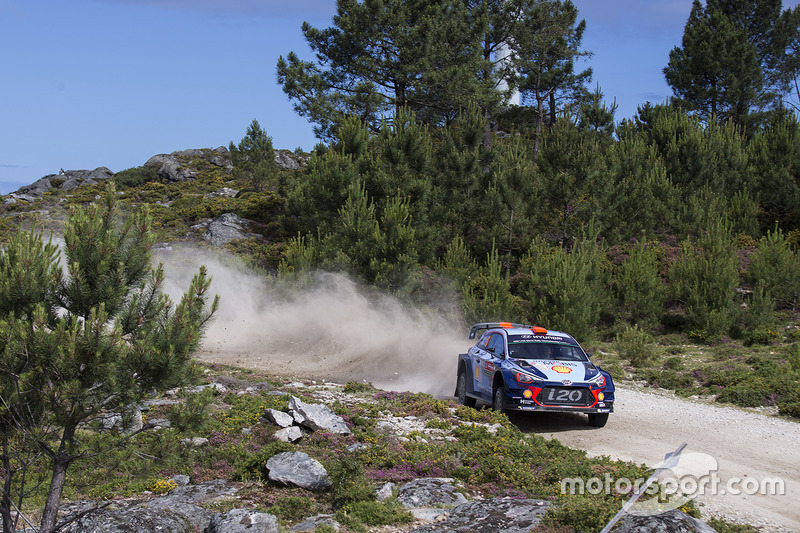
510, 359, 599, 383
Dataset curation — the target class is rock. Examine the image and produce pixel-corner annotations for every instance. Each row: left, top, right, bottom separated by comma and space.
290, 514, 340, 531
59, 167, 114, 190
13, 167, 114, 199
144, 154, 196, 182
263, 408, 294, 428
410, 498, 551, 533
612, 509, 718, 532
376, 482, 396, 502
207, 509, 280, 533
171, 475, 191, 486
203, 213, 252, 247
61, 480, 238, 533
181, 437, 208, 448
210, 146, 232, 168
206, 187, 239, 198
288, 396, 351, 435
274, 426, 303, 443
397, 478, 468, 509
275, 151, 301, 170
265, 451, 331, 491
144, 418, 171, 429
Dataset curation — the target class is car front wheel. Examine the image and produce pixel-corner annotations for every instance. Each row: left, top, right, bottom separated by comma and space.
457, 371, 476, 407
492, 385, 506, 413
588, 413, 609, 427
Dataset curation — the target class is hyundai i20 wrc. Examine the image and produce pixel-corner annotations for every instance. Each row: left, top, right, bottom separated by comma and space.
455, 322, 615, 427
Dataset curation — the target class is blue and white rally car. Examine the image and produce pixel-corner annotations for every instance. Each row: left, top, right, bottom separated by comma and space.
455, 322, 614, 427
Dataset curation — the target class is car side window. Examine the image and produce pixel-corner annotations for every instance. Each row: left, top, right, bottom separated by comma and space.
477, 333, 490, 349
487, 334, 505, 357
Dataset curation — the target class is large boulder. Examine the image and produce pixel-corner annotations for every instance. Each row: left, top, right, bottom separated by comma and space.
61, 479, 238, 533
265, 451, 331, 491
144, 154, 196, 182
397, 478, 468, 509
202, 213, 252, 246
612, 509, 718, 532
288, 396, 351, 435
410, 498, 551, 533
206, 509, 280, 533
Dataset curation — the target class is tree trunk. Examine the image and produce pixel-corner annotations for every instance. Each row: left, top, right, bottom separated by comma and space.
38, 424, 76, 533
2, 445, 14, 533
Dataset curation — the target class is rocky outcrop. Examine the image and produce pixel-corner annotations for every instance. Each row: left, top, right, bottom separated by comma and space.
206, 509, 280, 533
61, 479, 239, 533
11, 167, 114, 200
410, 498, 551, 533
144, 154, 197, 182
199, 213, 254, 247
265, 451, 332, 492
612, 509, 719, 532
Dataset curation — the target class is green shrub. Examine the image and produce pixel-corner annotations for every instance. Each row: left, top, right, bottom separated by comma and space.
343, 381, 376, 393
716, 380, 772, 407
614, 325, 657, 367
745, 325, 781, 346
114, 166, 160, 188
167, 388, 215, 434
335, 500, 413, 530
663, 356, 684, 370
707, 518, 759, 533
266, 494, 318, 522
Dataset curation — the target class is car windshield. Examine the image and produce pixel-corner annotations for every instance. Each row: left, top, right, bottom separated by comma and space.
507, 341, 588, 362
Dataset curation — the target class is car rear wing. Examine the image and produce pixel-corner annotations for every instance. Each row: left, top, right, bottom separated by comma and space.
468, 322, 540, 339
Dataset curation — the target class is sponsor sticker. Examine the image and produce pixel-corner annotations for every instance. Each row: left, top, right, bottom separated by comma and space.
551, 365, 573, 374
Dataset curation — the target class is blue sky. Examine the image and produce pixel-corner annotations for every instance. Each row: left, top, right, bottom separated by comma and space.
0, 0, 794, 194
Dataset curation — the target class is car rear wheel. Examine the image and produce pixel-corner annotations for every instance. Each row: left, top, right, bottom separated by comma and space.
457, 371, 476, 407
588, 413, 609, 427
492, 386, 505, 413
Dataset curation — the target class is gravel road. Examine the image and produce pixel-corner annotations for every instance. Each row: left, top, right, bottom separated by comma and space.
198, 337, 799, 532
521, 385, 800, 532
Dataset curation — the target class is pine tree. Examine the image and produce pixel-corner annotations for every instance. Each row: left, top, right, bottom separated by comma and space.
0, 187, 218, 533
229, 119, 277, 193
664, 0, 800, 125
508, 0, 592, 154
276, 0, 492, 140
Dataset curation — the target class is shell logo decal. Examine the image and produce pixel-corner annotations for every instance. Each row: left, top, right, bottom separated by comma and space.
551, 365, 573, 374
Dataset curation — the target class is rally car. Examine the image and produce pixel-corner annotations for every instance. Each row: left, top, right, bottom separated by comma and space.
455, 322, 614, 427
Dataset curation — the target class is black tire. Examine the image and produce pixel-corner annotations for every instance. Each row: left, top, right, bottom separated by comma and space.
457, 371, 476, 407
492, 385, 506, 413
588, 413, 609, 428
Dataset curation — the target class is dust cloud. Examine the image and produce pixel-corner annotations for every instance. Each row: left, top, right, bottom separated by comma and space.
156, 246, 471, 398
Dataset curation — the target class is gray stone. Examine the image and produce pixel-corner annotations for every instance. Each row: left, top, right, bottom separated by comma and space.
612, 509, 718, 533
289, 395, 351, 435
410, 498, 551, 533
203, 213, 252, 246
181, 437, 208, 448
266, 451, 331, 491
275, 151, 301, 170
61, 480, 238, 533
376, 482, 396, 502
263, 408, 294, 428
206, 187, 239, 198
397, 478, 468, 509
290, 514, 340, 531
144, 154, 196, 182
274, 426, 303, 443
171, 475, 191, 486
206, 509, 280, 533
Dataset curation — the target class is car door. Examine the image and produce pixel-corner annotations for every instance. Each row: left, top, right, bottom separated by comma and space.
470, 333, 492, 397
479, 333, 506, 394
